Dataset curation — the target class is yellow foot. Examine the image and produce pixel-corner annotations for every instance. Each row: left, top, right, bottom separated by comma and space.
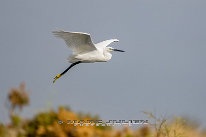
53, 74, 62, 83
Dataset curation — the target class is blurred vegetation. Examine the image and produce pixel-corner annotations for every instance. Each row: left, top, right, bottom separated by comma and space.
0, 83, 206, 137
8, 82, 29, 117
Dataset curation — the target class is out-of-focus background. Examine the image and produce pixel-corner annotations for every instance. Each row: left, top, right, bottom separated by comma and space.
0, 0, 206, 136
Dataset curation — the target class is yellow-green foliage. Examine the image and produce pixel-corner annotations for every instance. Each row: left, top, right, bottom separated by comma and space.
0, 108, 205, 137
1, 83, 206, 137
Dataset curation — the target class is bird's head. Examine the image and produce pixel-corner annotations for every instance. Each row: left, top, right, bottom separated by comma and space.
106, 47, 125, 52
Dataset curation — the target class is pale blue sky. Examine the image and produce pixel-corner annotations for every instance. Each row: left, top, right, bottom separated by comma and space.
0, 0, 206, 127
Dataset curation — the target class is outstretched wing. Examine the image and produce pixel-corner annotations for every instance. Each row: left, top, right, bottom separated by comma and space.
95, 39, 119, 48
53, 30, 97, 53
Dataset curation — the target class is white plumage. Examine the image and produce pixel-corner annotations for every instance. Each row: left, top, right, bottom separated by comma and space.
53, 30, 120, 63
52, 30, 124, 83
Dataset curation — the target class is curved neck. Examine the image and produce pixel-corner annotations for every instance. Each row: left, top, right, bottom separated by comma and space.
103, 50, 112, 61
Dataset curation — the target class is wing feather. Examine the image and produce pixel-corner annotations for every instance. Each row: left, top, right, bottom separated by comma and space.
95, 39, 119, 48
53, 30, 96, 53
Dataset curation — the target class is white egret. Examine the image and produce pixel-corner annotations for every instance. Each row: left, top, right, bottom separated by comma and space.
52, 30, 125, 83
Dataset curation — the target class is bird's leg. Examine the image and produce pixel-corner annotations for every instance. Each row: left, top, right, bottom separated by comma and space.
53, 61, 81, 83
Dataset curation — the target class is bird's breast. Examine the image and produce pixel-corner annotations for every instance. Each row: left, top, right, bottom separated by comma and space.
74, 50, 110, 63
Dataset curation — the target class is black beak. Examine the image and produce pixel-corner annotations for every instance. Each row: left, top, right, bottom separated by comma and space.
113, 49, 125, 52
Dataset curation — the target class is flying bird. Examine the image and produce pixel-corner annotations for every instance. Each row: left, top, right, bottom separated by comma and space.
52, 30, 125, 83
